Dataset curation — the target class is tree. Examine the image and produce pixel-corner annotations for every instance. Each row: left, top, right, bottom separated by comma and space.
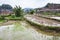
1, 16, 5, 20
13, 6, 23, 17
30, 10, 34, 14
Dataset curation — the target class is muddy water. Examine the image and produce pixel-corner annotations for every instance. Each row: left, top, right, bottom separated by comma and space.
0, 22, 60, 40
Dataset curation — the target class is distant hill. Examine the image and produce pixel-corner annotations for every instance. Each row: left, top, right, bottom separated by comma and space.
23, 8, 33, 13
0, 4, 13, 11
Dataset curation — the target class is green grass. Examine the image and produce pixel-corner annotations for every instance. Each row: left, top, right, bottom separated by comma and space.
6, 16, 21, 19
0, 20, 5, 23
0, 38, 2, 40
5, 15, 24, 20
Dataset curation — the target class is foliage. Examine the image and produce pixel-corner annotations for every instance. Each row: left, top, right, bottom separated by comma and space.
0, 16, 5, 20
30, 10, 34, 14
11, 15, 15, 18
13, 6, 23, 17
0, 16, 5, 23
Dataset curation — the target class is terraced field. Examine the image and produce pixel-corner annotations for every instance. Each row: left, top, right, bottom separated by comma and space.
0, 14, 60, 40
24, 15, 60, 27
0, 21, 60, 40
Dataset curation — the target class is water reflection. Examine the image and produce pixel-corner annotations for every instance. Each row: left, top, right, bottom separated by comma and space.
0, 25, 60, 40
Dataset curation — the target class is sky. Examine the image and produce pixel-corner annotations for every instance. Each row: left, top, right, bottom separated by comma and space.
0, 0, 60, 8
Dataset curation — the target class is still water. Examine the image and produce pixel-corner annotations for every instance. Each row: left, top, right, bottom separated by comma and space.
50, 17, 60, 20
0, 23, 60, 40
